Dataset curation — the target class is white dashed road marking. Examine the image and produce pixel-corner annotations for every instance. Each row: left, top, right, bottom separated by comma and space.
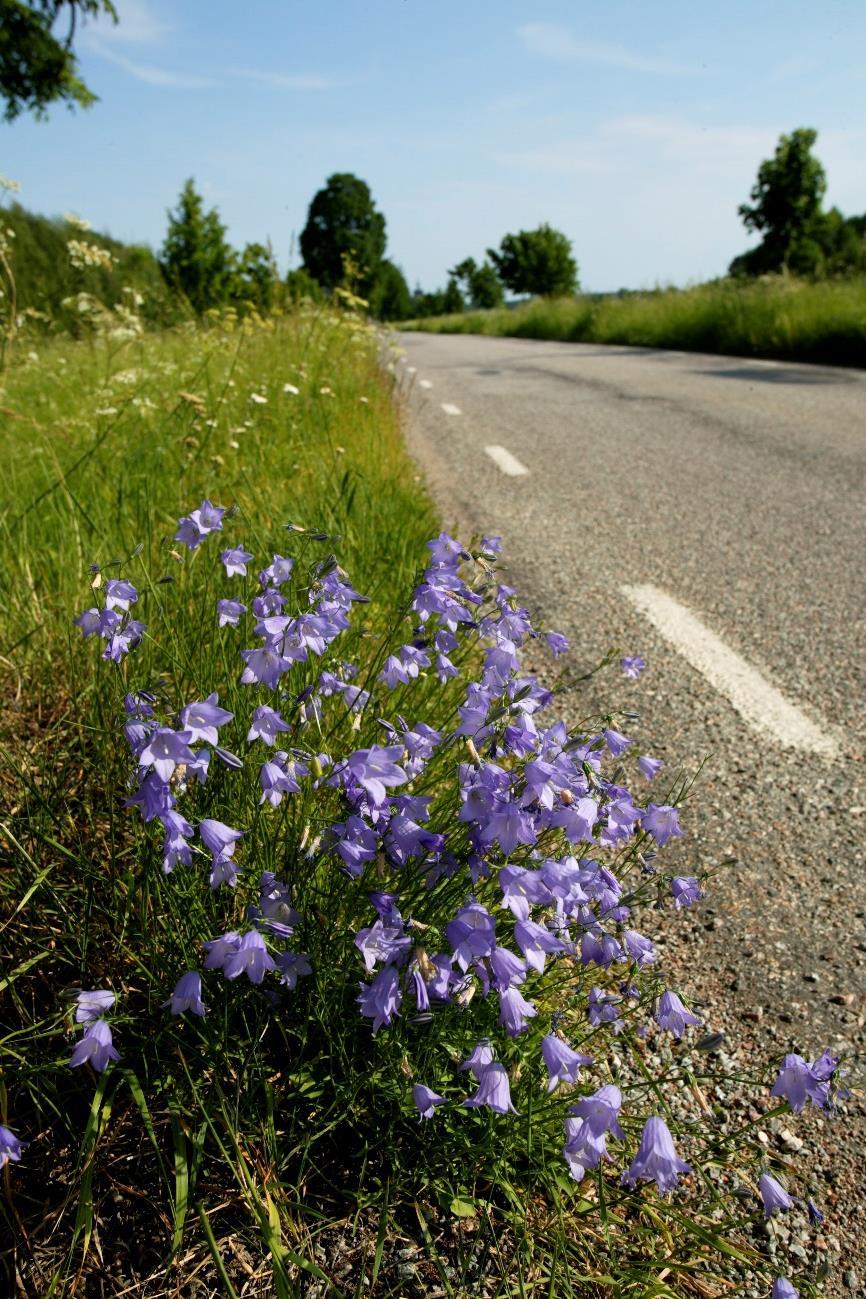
484, 444, 529, 477
419, 379, 433, 389
441, 402, 462, 415
620, 583, 839, 758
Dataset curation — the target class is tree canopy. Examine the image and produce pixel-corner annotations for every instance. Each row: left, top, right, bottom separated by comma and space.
450, 256, 504, 309
487, 224, 578, 297
0, 0, 116, 120
730, 129, 829, 276
160, 179, 236, 315
299, 173, 386, 296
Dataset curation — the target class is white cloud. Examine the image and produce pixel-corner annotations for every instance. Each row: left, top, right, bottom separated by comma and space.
81, 0, 172, 47
517, 22, 698, 77
89, 43, 217, 88
230, 68, 333, 91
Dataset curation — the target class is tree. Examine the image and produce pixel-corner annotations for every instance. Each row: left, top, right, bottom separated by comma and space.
730, 129, 827, 276
487, 224, 578, 297
0, 0, 116, 121
299, 173, 386, 297
369, 259, 412, 321
450, 256, 504, 309
442, 276, 464, 314
233, 240, 279, 312
161, 179, 236, 314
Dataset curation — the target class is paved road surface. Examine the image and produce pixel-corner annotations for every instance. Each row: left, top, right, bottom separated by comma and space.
397, 330, 866, 1282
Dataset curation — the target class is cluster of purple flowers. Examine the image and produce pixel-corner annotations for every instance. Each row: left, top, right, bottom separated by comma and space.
58, 500, 844, 1293
74, 576, 146, 661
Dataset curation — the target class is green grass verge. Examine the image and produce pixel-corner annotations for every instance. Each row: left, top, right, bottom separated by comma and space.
402, 275, 866, 368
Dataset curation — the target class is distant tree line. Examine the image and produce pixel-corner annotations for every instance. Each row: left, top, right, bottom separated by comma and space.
5, 130, 864, 332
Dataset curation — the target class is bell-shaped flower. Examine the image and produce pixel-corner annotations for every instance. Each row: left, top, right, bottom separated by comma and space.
569, 1084, 625, 1140
413, 1084, 446, 1120
459, 1040, 494, 1080
514, 919, 564, 974
759, 1173, 794, 1219
247, 705, 291, 747
621, 1116, 691, 1196
541, 1035, 594, 1092
463, 1063, 519, 1115
69, 1019, 120, 1072
654, 991, 701, 1039
179, 694, 233, 745
139, 727, 196, 782
75, 989, 115, 1024
163, 971, 207, 1017
358, 965, 402, 1033
0, 1125, 27, 1168
641, 803, 683, 847
498, 986, 538, 1037
223, 931, 276, 984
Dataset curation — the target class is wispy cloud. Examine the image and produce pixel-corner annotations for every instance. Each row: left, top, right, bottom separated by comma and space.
496, 115, 776, 178
81, 0, 172, 48
89, 42, 217, 88
231, 68, 333, 91
517, 22, 698, 77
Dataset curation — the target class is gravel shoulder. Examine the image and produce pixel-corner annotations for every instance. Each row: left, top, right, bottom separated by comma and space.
395, 332, 866, 1295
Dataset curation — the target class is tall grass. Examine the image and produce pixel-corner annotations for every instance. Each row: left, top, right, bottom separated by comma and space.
404, 276, 866, 368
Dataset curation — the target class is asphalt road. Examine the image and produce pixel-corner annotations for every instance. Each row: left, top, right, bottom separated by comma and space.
397, 330, 866, 1279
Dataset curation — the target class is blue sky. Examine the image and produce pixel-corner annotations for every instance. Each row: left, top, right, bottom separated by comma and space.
2, 0, 864, 291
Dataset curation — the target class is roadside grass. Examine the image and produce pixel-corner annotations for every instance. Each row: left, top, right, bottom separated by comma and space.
0, 307, 819, 1298
402, 275, 866, 368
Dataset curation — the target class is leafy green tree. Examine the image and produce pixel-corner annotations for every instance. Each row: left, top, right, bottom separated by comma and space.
442, 276, 464, 314
730, 129, 827, 276
487, 224, 578, 297
285, 266, 323, 303
161, 179, 236, 314
233, 240, 279, 312
0, 0, 116, 120
299, 173, 386, 297
450, 256, 504, 309
369, 259, 412, 321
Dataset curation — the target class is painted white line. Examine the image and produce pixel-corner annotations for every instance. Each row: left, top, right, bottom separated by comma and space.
441, 402, 462, 416
419, 379, 433, 389
620, 583, 839, 758
484, 444, 530, 477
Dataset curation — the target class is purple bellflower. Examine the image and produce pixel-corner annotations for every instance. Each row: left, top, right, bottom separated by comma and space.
541, 1035, 594, 1092
671, 876, 703, 908
75, 989, 115, 1024
139, 727, 196, 782
179, 694, 233, 745
498, 986, 538, 1036
358, 965, 402, 1033
221, 546, 254, 577
759, 1173, 794, 1218
620, 656, 646, 679
637, 754, 663, 781
463, 1062, 518, 1115
771, 1053, 834, 1113
0, 1125, 27, 1168
655, 991, 701, 1039
460, 1040, 495, 1080
772, 1281, 798, 1299
223, 931, 276, 984
642, 804, 684, 847
413, 1084, 446, 1120
218, 599, 246, 627
203, 931, 242, 969
621, 1116, 691, 1196
247, 705, 291, 746
69, 1019, 120, 1072
163, 971, 207, 1016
